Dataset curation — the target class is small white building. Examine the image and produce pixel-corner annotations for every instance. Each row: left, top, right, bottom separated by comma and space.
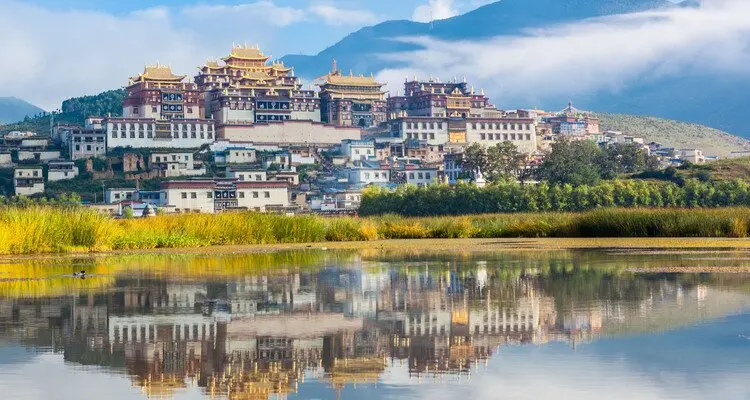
215, 146, 257, 164
149, 152, 206, 178
14, 167, 44, 196
347, 167, 391, 186
678, 148, 706, 164
0, 153, 11, 166
47, 161, 79, 181
341, 139, 375, 161
226, 167, 268, 182
400, 167, 438, 187
105, 188, 135, 204
17, 150, 61, 162
69, 127, 107, 160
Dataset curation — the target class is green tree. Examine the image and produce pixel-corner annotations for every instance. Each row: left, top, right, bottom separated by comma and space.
536, 139, 602, 185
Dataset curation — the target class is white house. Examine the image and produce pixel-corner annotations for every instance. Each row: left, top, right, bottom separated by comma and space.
215, 146, 257, 164
160, 180, 289, 213
14, 167, 44, 196
226, 167, 268, 182
105, 118, 215, 149
347, 167, 391, 186
105, 188, 135, 204
47, 161, 79, 181
678, 149, 706, 164
149, 152, 206, 177
341, 139, 375, 161
400, 167, 438, 187
465, 118, 538, 154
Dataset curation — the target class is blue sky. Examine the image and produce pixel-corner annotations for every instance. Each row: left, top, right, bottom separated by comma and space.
0, 0, 492, 109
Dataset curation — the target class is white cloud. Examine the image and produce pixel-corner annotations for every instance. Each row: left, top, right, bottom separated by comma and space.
384, 0, 750, 108
0, 1, 377, 111
309, 3, 379, 26
412, 0, 458, 22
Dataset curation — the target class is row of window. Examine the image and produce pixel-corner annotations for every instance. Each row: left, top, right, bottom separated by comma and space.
154, 155, 189, 162
73, 144, 103, 153
478, 133, 533, 141
471, 122, 531, 131
237, 174, 264, 181
405, 122, 445, 130
132, 106, 194, 114
179, 191, 272, 199
72, 137, 104, 143
408, 172, 433, 180
114, 131, 214, 140
405, 132, 437, 140
362, 172, 388, 180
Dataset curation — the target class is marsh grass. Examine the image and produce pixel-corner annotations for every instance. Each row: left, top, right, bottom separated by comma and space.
0, 206, 749, 255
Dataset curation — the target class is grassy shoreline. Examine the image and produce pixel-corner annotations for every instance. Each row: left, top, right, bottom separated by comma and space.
1, 206, 750, 255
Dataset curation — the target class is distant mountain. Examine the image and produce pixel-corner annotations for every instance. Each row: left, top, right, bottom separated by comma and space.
281, 0, 676, 79
0, 90, 124, 136
280, 0, 750, 139
0, 97, 45, 124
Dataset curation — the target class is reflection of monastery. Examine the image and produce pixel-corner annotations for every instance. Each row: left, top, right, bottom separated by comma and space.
1, 264, 750, 399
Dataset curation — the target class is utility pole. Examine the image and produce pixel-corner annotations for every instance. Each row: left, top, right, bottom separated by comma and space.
102, 183, 106, 205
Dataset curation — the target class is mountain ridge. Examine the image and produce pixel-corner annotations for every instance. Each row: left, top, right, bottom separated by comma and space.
0, 97, 45, 125
280, 0, 750, 138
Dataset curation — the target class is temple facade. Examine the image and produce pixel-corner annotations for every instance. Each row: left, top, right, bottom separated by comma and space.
195, 44, 320, 126
107, 64, 214, 149
317, 61, 387, 128
123, 63, 203, 120
385, 77, 537, 152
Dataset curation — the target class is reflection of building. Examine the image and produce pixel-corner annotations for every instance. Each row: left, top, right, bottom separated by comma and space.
5, 258, 750, 400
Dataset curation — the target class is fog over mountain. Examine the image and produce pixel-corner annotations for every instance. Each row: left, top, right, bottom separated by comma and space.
281, 0, 750, 138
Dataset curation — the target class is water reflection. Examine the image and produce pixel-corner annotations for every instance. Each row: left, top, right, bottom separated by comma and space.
1, 250, 750, 399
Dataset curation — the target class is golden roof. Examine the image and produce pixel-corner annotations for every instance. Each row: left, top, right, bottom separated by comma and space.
270, 62, 292, 72
323, 73, 382, 87
203, 60, 224, 69
131, 63, 186, 83
242, 71, 274, 81
225, 43, 271, 61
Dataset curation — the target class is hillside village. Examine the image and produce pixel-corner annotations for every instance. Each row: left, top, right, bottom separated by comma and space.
0, 43, 745, 216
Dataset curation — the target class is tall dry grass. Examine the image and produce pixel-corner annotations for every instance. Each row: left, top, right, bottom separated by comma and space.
0, 206, 748, 255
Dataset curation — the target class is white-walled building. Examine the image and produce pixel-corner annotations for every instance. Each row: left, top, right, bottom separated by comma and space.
347, 167, 391, 186
399, 167, 438, 187
0, 153, 11, 165
218, 120, 361, 145
160, 180, 289, 213
17, 150, 61, 162
388, 118, 450, 145
465, 119, 538, 154
149, 152, 206, 177
341, 139, 375, 161
105, 188, 135, 204
226, 167, 268, 182
47, 161, 79, 181
106, 118, 215, 149
215, 146, 257, 164
14, 167, 44, 196
678, 148, 706, 164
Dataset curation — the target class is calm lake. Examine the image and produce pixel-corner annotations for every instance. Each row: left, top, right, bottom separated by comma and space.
1, 248, 750, 399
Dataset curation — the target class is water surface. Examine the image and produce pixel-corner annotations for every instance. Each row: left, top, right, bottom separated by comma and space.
1, 248, 749, 399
